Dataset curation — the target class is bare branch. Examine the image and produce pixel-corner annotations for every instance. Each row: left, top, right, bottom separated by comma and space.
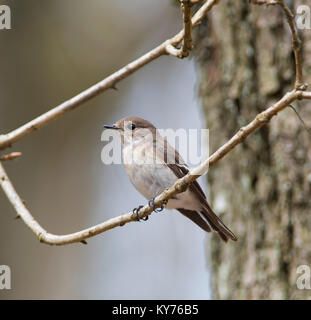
0, 152, 22, 161
249, 0, 279, 5
0, 0, 220, 151
166, 0, 207, 58
0, 0, 310, 246
190, 0, 205, 4
180, 0, 193, 58
1, 89, 310, 245
301, 92, 311, 99
0, 160, 172, 245
278, 1, 305, 90
165, 43, 182, 57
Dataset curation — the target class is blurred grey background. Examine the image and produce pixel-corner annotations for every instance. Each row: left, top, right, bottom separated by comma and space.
0, 0, 211, 299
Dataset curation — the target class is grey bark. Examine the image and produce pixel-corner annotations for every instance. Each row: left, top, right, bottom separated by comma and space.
195, 0, 311, 299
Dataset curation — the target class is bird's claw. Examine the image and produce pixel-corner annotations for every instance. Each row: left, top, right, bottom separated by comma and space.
133, 197, 168, 221
133, 205, 148, 221
148, 197, 167, 213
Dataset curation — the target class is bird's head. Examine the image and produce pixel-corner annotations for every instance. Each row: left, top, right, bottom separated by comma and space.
104, 117, 156, 146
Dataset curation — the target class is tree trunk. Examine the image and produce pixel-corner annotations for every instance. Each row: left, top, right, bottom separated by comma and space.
194, 0, 311, 299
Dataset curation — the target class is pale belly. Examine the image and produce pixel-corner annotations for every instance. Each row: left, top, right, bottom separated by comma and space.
124, 162, 202, 211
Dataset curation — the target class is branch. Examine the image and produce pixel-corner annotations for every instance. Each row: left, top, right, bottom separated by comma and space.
301, 92, 311, 100
249, 0, 279, 5
279, 0, 305, 90
0, 0, 310, 246
167, 0, 193, 58
0, 0, 220, 151
1, 89, 310, 245
190, 0, 205, 4
180, 0, 193, 57
0, 152, 22, 161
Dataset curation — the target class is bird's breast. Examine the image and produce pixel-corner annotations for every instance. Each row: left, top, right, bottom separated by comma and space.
122, 144, 202, 211
122, 144, 177, 200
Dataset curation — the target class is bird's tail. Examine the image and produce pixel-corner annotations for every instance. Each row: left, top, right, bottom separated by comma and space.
178, 206, 237, 242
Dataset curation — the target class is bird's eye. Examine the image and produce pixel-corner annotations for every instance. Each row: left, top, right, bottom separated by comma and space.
129, 123, 136, 130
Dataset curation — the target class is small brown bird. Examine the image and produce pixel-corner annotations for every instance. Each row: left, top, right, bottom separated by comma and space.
104, 117, 237, 242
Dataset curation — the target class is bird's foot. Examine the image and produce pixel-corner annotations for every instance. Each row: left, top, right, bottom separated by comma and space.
133, 205, 149, 222
148, 197, 167, 213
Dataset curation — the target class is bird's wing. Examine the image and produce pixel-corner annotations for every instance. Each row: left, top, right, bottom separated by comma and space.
157, 138, 206, 200
154, 137, 206, 199
159, 139, 237, 242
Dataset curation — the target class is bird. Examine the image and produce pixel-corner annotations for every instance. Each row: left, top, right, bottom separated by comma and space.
104, 117, 237, 242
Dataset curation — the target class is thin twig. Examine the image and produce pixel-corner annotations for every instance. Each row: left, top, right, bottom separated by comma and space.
191, 0, 205, 4
249, 0, 278, 5
288, 105, 311, 137
0, 0, 220, 151
278, 0, 305, 90
166, 0, 197, 58
180, 0, 193, 58
0, 152, 22, 161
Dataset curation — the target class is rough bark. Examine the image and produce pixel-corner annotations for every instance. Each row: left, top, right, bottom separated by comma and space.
194, 0, 311, 299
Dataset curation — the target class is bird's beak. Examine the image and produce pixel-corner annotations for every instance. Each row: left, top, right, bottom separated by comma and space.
104, 124, 118, 130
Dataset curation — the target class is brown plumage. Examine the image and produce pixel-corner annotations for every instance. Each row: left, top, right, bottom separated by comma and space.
105, 116, 237, 242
